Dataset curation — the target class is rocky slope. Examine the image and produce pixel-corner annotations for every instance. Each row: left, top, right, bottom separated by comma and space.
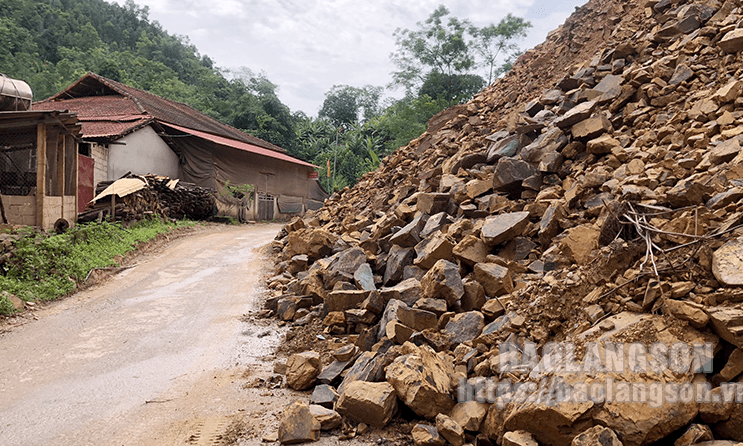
264, 0, 743, 445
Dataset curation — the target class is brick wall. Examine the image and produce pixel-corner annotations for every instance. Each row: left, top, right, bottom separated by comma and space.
91, 143, 108, 187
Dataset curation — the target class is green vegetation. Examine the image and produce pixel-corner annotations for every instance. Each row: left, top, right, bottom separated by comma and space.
390, 5, 531, 104
298, 5, 531, 191
0, 218, 195, 314
1, 0, 529, 192
0, 0, 294, 150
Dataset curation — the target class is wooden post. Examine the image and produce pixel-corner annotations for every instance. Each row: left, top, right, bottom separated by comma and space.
36, 123, 47, 228
72, 135, 78, 222
111, 194, 115, 219
57, 133, 65, 221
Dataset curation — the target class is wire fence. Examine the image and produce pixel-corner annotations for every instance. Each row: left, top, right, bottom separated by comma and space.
0, 128, 36, 196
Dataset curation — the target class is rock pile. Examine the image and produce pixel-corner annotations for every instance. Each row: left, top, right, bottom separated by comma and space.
266, 0, 743, 444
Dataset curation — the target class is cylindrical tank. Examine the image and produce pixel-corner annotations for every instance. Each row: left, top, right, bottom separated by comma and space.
0, 74, 33, 111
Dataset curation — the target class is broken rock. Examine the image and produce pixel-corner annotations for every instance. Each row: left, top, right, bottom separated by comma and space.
309, 404, 341, 431
286, 351, 322, 391
335, 380, 398, 428
412, 423, 446, 446
435, 413, 465, 446
571, 426, 623, 446
712, 238, 743, 286
278, 401, 321, 444
310, 384, 339, 409
385, 343, 455, 419
474, 263, 513, 296
285, 228, 338, 260
414, 232, 455, 270
418, 193, 451, 214
450, 401, 489, 431
503, 430, 539, 446
453, 235, 490, 267
444, 311, 485, 346
384, 245, 415, 285
421, 259, 465, 305
481, 212, 530, 246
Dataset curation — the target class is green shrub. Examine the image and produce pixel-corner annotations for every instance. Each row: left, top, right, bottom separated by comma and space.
0, 217, 194, 314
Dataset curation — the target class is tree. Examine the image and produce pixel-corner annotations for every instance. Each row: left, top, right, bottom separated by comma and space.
419, 72, 485, 106
389, 5, 475, 98
318, 84, 383, 127
389, 5, 531, 102
471, 14, 531, 84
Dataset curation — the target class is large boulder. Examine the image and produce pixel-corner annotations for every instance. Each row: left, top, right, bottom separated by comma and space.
415, 232, 455, 270
323, 247, 367, 287
384, 245, 416, 285
421, 259, 465, 305
385, 343, 455, 419
501, 312, 717, 446
285, 351, 322, 391
444, 311, 485, 345
278, 400, 321, 444
481, 212, 531, 246
285, 228, 338, 260
474, 263, 513, 296
335, 380, 398, 427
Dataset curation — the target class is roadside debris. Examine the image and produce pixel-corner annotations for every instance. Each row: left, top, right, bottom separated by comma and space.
78, 173, 216, 222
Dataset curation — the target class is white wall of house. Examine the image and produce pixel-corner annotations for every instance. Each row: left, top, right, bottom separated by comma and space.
107, 126, 179, 180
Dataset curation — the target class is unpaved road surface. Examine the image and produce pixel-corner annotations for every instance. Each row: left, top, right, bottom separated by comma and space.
0, 223, 302, 446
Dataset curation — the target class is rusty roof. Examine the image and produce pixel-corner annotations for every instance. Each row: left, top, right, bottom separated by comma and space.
34, 72, 286, 153
160, 122, 318, 169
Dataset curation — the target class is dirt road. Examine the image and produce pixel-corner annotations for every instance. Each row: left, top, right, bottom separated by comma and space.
0, 223, 297, 446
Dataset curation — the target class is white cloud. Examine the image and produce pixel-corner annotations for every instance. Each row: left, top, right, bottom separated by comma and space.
109, 0, 588, 115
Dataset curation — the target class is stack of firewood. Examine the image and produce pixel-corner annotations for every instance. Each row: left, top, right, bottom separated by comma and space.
78, 173, 216, 223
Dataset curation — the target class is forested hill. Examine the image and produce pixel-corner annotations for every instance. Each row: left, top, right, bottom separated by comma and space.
1, 1, 532, 193
0, 0, 296, 149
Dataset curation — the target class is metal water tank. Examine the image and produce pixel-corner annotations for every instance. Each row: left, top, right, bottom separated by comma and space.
0, 74, 33, 111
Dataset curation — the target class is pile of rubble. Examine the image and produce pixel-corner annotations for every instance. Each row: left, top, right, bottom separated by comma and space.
263, 0, 743, 445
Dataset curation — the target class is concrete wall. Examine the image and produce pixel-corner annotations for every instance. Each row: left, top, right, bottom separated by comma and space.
2, 195, 76, 230
91, 142, 108, 186
108, 126, 179, 180
1, 195, 35, 226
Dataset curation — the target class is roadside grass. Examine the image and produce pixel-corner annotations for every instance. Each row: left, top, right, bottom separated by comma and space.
0, 217, 196, 315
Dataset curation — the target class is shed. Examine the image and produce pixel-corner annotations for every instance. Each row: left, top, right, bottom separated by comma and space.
0, 110, 81, 230
34, 72, 327, 220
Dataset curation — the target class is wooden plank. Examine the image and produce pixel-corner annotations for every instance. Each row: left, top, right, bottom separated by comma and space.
57, 133, 65, 220
36, 122, 47, 227
72, 135, 79, 221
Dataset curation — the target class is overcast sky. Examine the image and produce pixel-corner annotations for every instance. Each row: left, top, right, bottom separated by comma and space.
110, 0, 588, 116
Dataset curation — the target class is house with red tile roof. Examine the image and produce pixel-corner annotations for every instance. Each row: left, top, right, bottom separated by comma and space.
34, 72, 327, 219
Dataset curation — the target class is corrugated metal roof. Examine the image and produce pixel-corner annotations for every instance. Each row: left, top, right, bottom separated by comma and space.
160, 122, 319, 169
35, 72, 287, 154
